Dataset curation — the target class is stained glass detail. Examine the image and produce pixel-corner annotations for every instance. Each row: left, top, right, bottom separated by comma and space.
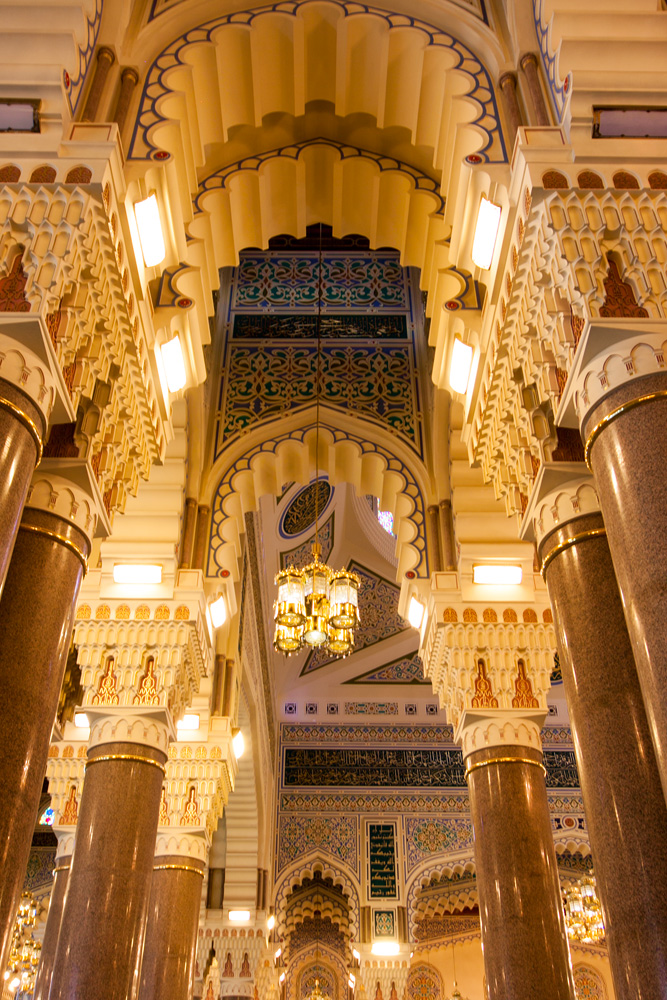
377, 508, 394, 535
39, 807, 54, 826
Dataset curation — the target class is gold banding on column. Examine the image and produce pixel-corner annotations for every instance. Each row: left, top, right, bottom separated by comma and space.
85, 753, 166, 774
540, 527, 607, 578
0, 396, 43, 464
584, 389, 667, 467
465, 755, 547, 777
153, 863, 205, 877
18, 523, 89, 572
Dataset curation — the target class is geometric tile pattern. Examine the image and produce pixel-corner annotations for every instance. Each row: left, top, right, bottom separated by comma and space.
276, 814, 358, 874
345, 653, 427, 685
404, 818, 474, 873
407, 964, 443, 1000
573, 965, 607, 999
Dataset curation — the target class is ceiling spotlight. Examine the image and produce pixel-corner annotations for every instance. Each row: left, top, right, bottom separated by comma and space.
448, 338, 474, 395
473, 564, 523, 585
471, 196, 502, 270
113, 563, 162, 584
407, 596, 425, 629
134, 192, 166, 267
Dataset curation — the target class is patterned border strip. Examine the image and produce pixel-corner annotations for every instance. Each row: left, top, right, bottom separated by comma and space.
65, 0, 104, 114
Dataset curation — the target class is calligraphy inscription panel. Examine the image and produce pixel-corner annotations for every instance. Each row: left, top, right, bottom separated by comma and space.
369, 823, 397, 898
282, 748, 579, 789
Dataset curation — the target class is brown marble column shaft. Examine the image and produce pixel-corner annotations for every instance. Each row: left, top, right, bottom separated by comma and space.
438, 499, 456, 570
112, 67, 139, 135
49, 741, 167, 1000
139, 855, 205, 1000
540, 510, 667, 1000
466, 745, 574, 1000
0, 508, 89, 974
425, 504, 443, 572
582, 371, 667, 798
520, 52, 550, 125
221, 658, 236, 718
33, 857, 70, 1000
179, 497, 198, 569
81, 46, 115, 122
498, 72, 523, 145
191, 504, 210, 571
0, 378, 45, 597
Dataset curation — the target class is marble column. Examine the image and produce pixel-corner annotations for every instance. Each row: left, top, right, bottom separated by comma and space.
425, 505, 443, 572
179, 497, 198, 569
192, 504, 210, 571
0, 336, 55, 597
438, 499, 456, 570
49, 718, 168, 1000
535, 476, 667, 1000
0, 477, 93, 975
520, 52, 550, 126
111, 67, 139, 136
81, 46, 115, 122
33, 840, 72, 1000
465, 738, 574, 1000
498, 72, 523, 145
575, 335, 667, 798
139, 839, 206, 1000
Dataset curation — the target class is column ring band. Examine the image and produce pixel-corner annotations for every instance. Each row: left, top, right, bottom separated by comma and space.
153, 863, 204, 877
85, 753, 166, 774
18, 522, 88, 572
52, 864, 71, 874
540, 527, 607, 579
584, 389, 667, 468
465, 755, 546, 778
0, 395, 43, 464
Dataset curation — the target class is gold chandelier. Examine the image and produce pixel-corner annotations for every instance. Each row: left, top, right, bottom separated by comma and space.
273, 227, 361, 658
562, 870, 605, 944
4, 890, 42, 994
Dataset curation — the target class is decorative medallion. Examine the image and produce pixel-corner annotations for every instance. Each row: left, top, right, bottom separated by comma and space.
281, 483, 333, 538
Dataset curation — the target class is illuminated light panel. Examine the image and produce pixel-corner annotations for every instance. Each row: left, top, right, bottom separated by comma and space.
113, 564, 162, 585
274, 948, 282, 960
352, 949, 360, 961
232, 729, 245, 759
371, 942, 400, 956
267, 915, 276, 931
279, 974, 286, 984
229, 910, 251, 923
176, 714, 200, 731
134, 193, 166, 267
209, 594, 227, 628
74, 713, 89, 728
160, 336, 187, 393
407, 596, 425, 629
448, 338, 474, 394
471, 196, 502, 270
473, 564, 523, 585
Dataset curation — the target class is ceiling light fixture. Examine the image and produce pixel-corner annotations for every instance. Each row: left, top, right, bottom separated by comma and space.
113, 563, 162, 584
209, 594, 227, 629
273, 226, 360, 658
176, 714, 200, 732
134, 192, 166, 267
471, 196, 502, 270
371, 942, 400, 957
160, 336, 187, 393
229, 910, 251, 923
232, 728, 245, 758
448, 338, 474, 395
267, 915, 276, 931
408, 596, 425, 629
74, 713, 89, 729
472, 564, 522, 585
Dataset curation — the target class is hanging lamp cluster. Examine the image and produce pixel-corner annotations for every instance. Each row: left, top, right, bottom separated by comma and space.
562, 870, 605, 943
273, 226, 361, 657
274, 543, 360, 656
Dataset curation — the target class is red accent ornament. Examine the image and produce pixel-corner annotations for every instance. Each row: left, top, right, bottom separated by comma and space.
177, 297, 192, 308
466, 153, 482, 165
63, 70, 70, 88
563, 75, 570, 94
405, 570, 416, 580
153, 150, 170, 161
220, 569, 230, 578
445, 300, 460, 311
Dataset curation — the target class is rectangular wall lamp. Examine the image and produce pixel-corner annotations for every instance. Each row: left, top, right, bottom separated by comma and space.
471, 196, 502, 270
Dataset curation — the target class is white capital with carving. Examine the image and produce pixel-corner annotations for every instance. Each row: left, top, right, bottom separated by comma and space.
574, 330, 667, 426
0, 333, 56, 423
457, 707, 546, 759
88, 709, 171, 754
533, 475, 601, 548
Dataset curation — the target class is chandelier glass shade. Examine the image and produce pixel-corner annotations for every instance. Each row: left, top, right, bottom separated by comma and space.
5, 890, 41, 993
562, 870, 605, 943
308, 980, 326, 1000
274, 543, 360, 656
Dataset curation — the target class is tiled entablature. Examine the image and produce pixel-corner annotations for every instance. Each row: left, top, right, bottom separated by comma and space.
457, 128, 667, 520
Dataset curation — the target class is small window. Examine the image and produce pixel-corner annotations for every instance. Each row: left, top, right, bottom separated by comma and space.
39, 807, 55, 826
0, 99, 40, 133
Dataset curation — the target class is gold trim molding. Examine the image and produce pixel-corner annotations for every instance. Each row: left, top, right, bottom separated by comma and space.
0, 395, 43, 463
465, 755, 546, 778
153, 863, 204, 877
19, 522, 88, 571
540, 527, 607, 579
85, 753, 166, 774
585, 389, 667, 468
